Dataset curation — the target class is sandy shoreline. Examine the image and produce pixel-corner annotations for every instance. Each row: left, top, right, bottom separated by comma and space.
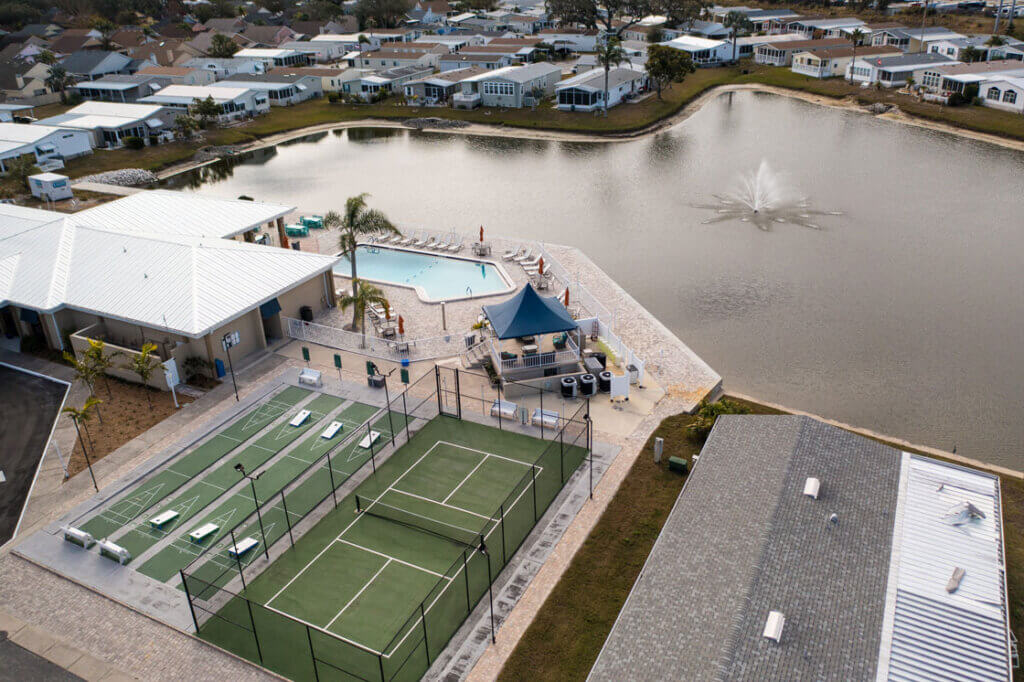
155, 82, 1024, 181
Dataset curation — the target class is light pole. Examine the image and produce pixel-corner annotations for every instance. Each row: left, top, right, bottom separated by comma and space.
235, 463, 269, 560
222, 331, 240, 402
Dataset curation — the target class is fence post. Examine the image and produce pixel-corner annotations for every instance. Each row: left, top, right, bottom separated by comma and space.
539, 388, 544, 439
326, 450, 338, 509
462, 549, 471, 612
454, 367, 462, 419
281, 490, 294, 547
420, 601, 431, 665
495, 383, 502, 431
231, 529, 247, 591
401, 390, 410, 441
180, 570, 201, 633
245, 597, 264, 664
485, 548, 496, 643
435, 365, 443, 414
499, 504, 506, 565
367, 422, 377, 475
378, 654, 385, 682
383, 374, 396, 446
587, 414, 593, 500
531, 465, 537, 521
559, 426, 565, 484
306, 625, 321, 682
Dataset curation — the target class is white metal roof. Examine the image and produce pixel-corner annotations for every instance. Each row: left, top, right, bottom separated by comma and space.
876, 453, 1011, 682
662, 36, 727, 50
0, 122, 72, 144
73, 190, 292, 239
140, 84, 254, 104
310, 33, 362, 42
28, 172, 67, 182
37, 102, 169, 130
235, 48, 300, 58
0, 195, 338, 337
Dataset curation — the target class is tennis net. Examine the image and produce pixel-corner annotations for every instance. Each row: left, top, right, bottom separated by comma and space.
354, 495, 489, 550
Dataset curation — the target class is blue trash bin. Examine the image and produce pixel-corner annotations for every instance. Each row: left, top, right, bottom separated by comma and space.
215, 358, 226, 378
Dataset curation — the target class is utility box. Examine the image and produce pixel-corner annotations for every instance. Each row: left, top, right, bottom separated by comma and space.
653, 437, 664, 463
28, 172, 73, 201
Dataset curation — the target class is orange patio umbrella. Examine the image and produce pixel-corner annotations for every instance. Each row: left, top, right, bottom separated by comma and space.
398, 315, 405, 336
538, 257, 544, 275
479, 225, 484, 242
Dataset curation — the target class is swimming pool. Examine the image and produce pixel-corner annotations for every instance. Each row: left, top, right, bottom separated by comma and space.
333, 244, 514, 302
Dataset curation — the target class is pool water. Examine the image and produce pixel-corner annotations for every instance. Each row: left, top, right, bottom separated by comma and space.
334, 245, 511, 301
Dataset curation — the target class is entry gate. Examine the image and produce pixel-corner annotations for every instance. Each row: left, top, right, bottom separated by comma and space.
436, 366, 462, 419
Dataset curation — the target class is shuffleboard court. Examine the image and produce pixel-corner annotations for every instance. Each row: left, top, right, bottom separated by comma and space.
113, 393, 343, 560
0, 364, 68, 546
191, 416, 588, 682
138, 400, 379, 583
182, 409, 409, 590
79, 386, 310, 540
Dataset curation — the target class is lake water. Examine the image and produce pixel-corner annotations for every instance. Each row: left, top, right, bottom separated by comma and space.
168, 91, 1024, 470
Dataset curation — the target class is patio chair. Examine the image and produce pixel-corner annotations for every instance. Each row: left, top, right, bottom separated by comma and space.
552, 332, 568, 350
521, 256, 542, 269
447, 237, 464, 253
412, 233, 429, 248
503, 245, 524, 261
386, 233, 404, 244
435, 235, 450, 250
500, 350, 517, 361
513, 249, 534, 263
400, 231, 419, 246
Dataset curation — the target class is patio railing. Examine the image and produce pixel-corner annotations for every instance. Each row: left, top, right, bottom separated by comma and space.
284, 316, 469, 361
489, 334, 580, 373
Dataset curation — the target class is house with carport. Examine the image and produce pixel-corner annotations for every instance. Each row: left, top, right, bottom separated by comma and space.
403, 66, 489, 104
0, 123, 92, 172
37, 102, 178, 149
0, 192, 338, 388
212, 73, 323, 106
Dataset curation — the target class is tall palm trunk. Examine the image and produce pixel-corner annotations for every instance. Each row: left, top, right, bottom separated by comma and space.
603, 62, 610, 114
350, 248, 360, 330
73, 421, 98, 492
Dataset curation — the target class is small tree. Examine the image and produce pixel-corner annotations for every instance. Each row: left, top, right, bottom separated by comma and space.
960, 45, 981, 63
45, 63, 73, 102
645, 45, 695, 100
687, 399, 750, 441
723, 11, 753, 64
37, 49, 56, 65
5, 155, 39, 184
63, 348, 103, 423
122, 343, 160, 406
338, 279, 390, 347
175, 113, 200, 138
209, 32, 240, 57
82, 339, 115, 398
330, 194, 400, 329
63, 396, 102, 491
90, 17, 117, 51
848, 28, 865, 82
596, 36, 625, 115
191, 96, 222, 128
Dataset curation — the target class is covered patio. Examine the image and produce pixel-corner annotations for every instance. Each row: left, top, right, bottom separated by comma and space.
482, 284, 582, 381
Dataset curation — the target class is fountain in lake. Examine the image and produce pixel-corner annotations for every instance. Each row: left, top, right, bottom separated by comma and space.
695, 160, 841, 231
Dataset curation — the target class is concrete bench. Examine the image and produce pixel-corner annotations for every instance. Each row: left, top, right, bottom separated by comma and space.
299, 368, 322, 387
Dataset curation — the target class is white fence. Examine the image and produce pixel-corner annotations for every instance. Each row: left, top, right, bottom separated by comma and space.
285, 316, 470, 361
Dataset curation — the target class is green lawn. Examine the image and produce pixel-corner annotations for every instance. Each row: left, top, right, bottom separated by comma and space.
191, 416, 588, 682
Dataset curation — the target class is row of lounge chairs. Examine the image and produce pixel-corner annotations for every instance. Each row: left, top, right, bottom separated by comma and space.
377, 231, 464, 253
502, 246, 552, 277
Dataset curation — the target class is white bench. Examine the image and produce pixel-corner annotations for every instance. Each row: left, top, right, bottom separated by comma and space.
189, 523, 219, 543
490, 399, 518, 420
63, 526, 95, 549
228, 537, 259, 557
531, 408, 560, 429
358, 430, 382, 449
97, 539, 131, 565
298, 368, 322, 387
321, 421, 344, 439
148, 510, 179, 528
289, 409, 311, 427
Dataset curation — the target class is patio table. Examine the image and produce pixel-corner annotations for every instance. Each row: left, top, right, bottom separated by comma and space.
522, 343, 539, 354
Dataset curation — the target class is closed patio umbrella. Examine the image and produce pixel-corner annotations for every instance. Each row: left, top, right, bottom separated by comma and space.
398, 315, 404, 336
479, 225, 484, 242
564, 288, 569, 307
538, 257, 544, 275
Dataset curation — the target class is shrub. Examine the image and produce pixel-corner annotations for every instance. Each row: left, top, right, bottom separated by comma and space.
327, 91, 340, 103
687, 399, 750, 441
123, 136, 144, 150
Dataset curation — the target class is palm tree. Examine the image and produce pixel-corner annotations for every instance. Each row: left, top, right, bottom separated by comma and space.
122, 343, 159, 406
723, 11, 753, 64
960, 45, 982, 63
45, 64, 73, 101
63, 349, 103, 424
330, 194, 399, 329
848, 28, 865, 81
63, 397, 101, 492
596, 36, 625, 116
338, 279, 390, 348
82, 339, 115, 398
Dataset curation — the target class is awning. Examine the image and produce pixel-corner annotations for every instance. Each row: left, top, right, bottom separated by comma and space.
259, 297, 282, 319
483, 283, 577, 340
19, 308, 39, 323
148, 83, 162, 91
36, 143, 55, 152
295, 83, 308, 91
145, 118, 164, 128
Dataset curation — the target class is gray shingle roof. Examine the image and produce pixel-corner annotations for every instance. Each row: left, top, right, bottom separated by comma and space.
588, 415, 902, 682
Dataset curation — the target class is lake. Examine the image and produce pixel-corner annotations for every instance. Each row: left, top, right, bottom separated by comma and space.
167, 91, 1024, 470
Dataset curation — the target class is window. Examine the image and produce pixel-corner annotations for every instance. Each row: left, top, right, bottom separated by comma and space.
482, 81, 514, 96
987, 86, 1001, 100
922, 71, 941, 88
1004, 89, 1017, 104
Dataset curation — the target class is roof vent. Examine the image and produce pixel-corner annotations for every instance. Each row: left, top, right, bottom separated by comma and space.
803, 477, 820, 500
943, 501, 985, 526
763, 611, 785, 643
946, 567, 965, 593
828, 513, 839, 525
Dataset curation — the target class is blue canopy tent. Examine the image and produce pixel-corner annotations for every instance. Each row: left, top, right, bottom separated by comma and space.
483, 283, 577, 339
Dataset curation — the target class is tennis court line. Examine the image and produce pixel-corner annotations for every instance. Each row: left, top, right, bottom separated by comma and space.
335, 539, 447, 578
325, 559, 392, 629
261, 602, 385, 657
389, 488, 492, 521
266, 440, 441, 608
442, 454, 489, 505
435, 440, 535, 468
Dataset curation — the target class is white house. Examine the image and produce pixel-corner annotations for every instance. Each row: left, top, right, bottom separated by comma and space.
182, 57, 267, 80
213, 74, 323, 105
660, 36, 732, 66
847, 52, 958, 87
356, 65, 433, 100
0, 123, 92, 173
555, 67, 648, 111
454, 62, 561, 109
537, 28, 599, 52
36, 102, 178, 149
357, 48, 441, 70
978, 76, 1024, 113
309, 33, 382, 52
140, 85, 270, 121
233, 48, 310, 69
790, 45, 902, 79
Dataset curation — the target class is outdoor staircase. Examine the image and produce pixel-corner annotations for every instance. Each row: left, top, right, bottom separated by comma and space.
461, 339, 489, 369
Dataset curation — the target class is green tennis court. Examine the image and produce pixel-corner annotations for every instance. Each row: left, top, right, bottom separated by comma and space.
111, 393, 343, 561
136, 399, 381, 583
79, 386, 310, 540
192, 416, 588, 682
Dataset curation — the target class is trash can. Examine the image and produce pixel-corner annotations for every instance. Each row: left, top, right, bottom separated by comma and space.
300, 305, 313, 322
560, 376, 577, 398
579, 373, 597, 396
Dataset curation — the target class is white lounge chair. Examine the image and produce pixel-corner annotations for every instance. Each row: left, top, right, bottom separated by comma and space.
513, 249, 534, 264
503, 246, 523, 261
412, 233, 429, 248
400, 231, 419, 246
386, 233, 403, 244
435, 235, 450, 250
447, 238, 464, 253
422, 236, 436, 249
521, 256, 542, 268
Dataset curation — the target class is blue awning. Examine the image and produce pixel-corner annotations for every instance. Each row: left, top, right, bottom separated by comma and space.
483, 284, 577, 340
19, 308, 39, 324
259, 298, 282, 319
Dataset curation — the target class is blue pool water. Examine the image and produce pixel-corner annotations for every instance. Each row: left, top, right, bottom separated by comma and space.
334, 245, 511, 301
